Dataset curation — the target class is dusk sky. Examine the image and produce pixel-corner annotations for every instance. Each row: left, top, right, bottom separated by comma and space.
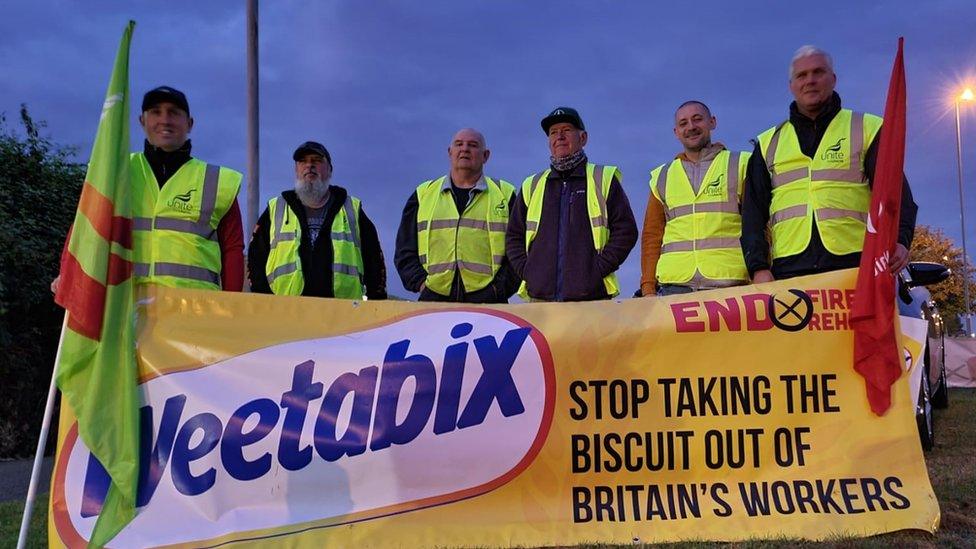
3, 1, 976, 297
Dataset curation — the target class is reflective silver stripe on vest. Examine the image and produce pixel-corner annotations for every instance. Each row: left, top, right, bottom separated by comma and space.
526, 221, 539, 231
457, 218, 488, 230
343, 197, 361, 252
155, 163, 223, 240
426, 262, 455, 274
416, 220, 429, 231
530, 172, 547, 197
670, 204, 694, 218
696, 237, 740, 250
668, 201, 739, 220
457, 261, 493, 275
809, 168, 865, 183
334, 197, 363, 284
153, 262, 219, 285
331, 231, 356, 242
154, 217, 218, 240
771, 168, 807, 189
661, 237, 740, 253
267, 262, 298, 283
591, 164, 608, 229
655, 165, 669, 218
765, 122, 787, 173
488, 221, 507, 232
662, 241, 694, 253
726, 151, 740, 200
332, 263, 361, 277
816, 207, 868, 223
428, 219, 457, 230
134, 263, 150, 277
771, 204, 809, 225
418, 254, 427, 264
133, 217, 153, 231
270, 199, 295, 248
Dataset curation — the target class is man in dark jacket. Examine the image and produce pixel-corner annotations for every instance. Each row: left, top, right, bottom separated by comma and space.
394, 128, 519, 303
248, 141, 387, 299
506, 107, 638, 301
741, 45, 917, 282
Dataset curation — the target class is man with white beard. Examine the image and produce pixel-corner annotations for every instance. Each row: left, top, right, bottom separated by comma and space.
247, 141, 387, 299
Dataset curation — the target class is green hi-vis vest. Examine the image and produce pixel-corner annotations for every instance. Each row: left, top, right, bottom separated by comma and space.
520, 163, 620, 299
649, 150, 750, 285
415, 176, 515, 296
757, 109, 882, 260
264, 194, 365, 299
130, 153, 242, 290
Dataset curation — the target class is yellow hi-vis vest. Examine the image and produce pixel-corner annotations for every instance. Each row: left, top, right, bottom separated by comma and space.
415, 176, 515, 296
649, 150, 750, 285
757, 109, 882, 260
519, 163, 620, 299
130, 153, 242, 290
264, 194, 365, 299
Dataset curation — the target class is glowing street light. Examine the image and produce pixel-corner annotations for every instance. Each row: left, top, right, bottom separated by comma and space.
955, 87, 974, 336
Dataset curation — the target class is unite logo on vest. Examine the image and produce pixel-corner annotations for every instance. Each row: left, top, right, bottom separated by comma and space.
166, 188, 197, 213
53, 309, 555, 547
820, 137, 847, 163
702, 173, 725, 197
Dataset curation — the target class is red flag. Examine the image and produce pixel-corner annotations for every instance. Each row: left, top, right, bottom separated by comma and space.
851, 37, 907, 415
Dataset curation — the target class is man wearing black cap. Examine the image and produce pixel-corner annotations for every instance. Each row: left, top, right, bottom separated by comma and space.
505, 107, 638, 301
52, 86, 244, 294
247, 141, 387, 299
127, 86, 245, 291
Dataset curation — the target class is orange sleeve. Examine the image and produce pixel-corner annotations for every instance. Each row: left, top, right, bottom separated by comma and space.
639, 192, 666, 296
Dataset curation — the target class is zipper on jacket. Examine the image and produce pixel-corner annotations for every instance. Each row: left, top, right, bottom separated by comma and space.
555, 180, 567, 301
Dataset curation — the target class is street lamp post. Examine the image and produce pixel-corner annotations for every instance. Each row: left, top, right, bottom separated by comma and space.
955, 88, 974, 336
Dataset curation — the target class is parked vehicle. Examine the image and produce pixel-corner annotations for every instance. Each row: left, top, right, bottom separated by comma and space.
898, 262, 951, 450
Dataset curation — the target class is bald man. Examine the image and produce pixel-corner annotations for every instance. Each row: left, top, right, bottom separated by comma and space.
395, 128, 519, 303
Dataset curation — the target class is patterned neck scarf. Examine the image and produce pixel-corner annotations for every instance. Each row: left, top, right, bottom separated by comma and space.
550, 149, 587, 173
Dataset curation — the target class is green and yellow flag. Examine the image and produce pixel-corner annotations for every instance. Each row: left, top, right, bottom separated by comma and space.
53, 21, 138, 547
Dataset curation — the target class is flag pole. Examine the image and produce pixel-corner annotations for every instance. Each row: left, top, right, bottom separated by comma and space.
16, 314, 68, 549
246, 0, 260, 233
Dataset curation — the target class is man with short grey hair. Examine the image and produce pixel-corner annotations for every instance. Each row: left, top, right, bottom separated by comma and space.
741, 46, 917, 282
394, 128, 519, 303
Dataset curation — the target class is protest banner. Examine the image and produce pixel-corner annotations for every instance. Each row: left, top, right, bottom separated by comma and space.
49, 268, 938, 548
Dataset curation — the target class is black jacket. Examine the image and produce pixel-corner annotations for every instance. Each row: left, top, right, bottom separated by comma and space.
247, 187, 387, 299
394, 182, 520, 303
505, 161, 638, 301
740, 93, 918, 279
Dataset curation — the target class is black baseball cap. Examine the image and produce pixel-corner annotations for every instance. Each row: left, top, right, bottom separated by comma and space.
541, 106, 585, 133
293, 141, 332, 166
142, 86, 190, 114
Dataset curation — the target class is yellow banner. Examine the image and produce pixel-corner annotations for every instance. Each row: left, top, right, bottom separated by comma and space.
49, 268, 939, 547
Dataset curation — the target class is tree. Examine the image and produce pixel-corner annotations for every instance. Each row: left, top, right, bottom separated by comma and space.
0, 106, 84, 457
908, 224, 976, 335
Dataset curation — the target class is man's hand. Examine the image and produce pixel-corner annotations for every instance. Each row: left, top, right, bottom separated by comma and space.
50, 275, 61, 295
751, 270, 774, 284
889, 243, 910, 274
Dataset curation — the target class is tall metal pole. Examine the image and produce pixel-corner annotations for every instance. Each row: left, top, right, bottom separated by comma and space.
246, 0, 260, 235
955, 101, 972, 336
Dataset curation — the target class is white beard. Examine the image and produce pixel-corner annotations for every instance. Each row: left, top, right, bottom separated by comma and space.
295, 176, 330, 207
